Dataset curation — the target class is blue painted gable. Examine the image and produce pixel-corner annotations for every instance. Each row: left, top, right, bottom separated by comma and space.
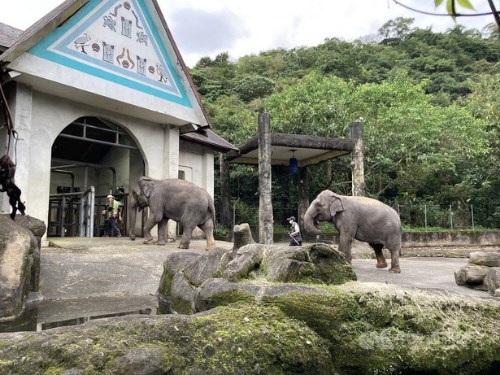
29, 0, 191, 108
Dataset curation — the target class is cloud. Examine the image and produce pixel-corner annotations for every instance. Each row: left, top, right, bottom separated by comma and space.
0, 0, 494, 66
168, 8, 248, 55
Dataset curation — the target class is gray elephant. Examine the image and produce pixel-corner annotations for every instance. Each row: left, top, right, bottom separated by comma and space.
129, 177, 216, 250
303, 190, 401, 273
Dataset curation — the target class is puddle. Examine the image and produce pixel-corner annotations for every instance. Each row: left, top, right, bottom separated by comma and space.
0, 295, 171, 333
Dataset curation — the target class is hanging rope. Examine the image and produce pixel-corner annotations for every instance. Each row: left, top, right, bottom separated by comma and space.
0, 80, 20, 156
0, 79, 25, 219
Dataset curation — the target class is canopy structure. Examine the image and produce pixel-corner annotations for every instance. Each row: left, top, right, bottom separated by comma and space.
226, 132, 354, 167
220, 119, 365, 244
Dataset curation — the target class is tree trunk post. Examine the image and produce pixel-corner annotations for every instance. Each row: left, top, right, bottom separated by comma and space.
258, 113, 273, 244
350, 120, 365, 197
219, 153, 232, 228
297, 166, 310, 230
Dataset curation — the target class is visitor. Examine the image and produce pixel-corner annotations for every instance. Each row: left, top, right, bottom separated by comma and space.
103, 194, 122, 237
287, 216, 302, 246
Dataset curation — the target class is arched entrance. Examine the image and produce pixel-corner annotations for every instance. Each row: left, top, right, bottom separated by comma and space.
48, 117, 144, 237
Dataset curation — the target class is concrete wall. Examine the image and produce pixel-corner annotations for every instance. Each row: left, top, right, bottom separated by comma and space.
401, 231, 500, 247
179, 141, 214, 197
311, 231, 500, 247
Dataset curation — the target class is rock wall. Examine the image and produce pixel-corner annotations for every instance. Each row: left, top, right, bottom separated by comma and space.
0, 214, 45, 320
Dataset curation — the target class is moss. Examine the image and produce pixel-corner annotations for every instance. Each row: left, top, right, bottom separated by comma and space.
158, 270, 173, 296
203, 289, 255, 310
42, 367, 65, 375
263, 284, 500, 374
171, 296, 194, 315
187, 304, 333, 374
307, 243, 357, 285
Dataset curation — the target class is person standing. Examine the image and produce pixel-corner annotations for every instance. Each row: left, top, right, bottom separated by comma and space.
103, 194, 122, 237
287, 216, 302, 246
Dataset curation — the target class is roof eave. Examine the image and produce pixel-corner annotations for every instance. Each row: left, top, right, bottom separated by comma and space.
151, 0, 212, 129
0, 0, 89, 64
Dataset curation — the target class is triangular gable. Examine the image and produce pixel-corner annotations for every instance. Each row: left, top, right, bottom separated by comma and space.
3, 0, 209, 126
31, 0, 188, 104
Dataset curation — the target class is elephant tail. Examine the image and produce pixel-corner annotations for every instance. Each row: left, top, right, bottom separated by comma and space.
209, 196, 216, 225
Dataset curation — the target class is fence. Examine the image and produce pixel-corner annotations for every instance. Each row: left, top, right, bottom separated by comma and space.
393, 203, 478, 230
230, 202, 488, 234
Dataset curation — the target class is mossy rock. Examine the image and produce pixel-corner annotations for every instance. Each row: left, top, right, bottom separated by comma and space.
1, 283, 498, 374
265, 282, 500, 374
264, 243, 357, 285
0, 304, 333, 374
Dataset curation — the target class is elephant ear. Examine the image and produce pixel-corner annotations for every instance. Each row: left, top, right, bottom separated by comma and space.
139, 177, 155, 198
329, 193, 345, 216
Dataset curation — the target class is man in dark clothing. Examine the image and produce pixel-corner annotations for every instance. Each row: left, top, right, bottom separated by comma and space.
287, 216, 302, 246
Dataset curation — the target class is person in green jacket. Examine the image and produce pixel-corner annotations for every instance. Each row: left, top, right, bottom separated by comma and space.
103, 194, 122, 237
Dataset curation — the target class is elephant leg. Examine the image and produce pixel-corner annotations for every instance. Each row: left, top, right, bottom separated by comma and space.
387, 241, 401, 273
369, 243, 388, 269
143, 215, 157, 244
199, 220, 216, 251
338, 232, 353, 263
157, 218, 168, 246
179, 223, 196, 249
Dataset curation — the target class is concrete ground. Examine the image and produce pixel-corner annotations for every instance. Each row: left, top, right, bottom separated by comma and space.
28, 237, 498, 330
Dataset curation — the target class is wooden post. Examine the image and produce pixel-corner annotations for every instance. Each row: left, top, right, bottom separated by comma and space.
219, 153, 232, 228
258, 113, 273, 244
350, 120, 365, 196
297, 165, 310, 229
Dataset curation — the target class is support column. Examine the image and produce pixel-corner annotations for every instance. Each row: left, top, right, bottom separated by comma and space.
297, 166, 310, 227
350, 120, 365, 196
163, 125, 179, 240
219, 153, 232, 228
163, 125, 179, 179
258, 113, 273, 244
202, 151, 214, 197
7, 84, 33, 216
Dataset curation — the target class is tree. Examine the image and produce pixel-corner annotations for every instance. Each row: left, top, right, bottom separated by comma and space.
378, 17, 416, 39
392, 0, 500, 34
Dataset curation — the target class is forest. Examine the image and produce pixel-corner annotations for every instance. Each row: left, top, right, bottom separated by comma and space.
188, 18, 499, 232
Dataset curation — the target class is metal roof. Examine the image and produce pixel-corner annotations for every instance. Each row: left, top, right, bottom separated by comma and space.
0, 22, 23, 52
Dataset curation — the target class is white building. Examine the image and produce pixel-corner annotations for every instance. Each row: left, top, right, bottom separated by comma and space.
0, 0, 236, 240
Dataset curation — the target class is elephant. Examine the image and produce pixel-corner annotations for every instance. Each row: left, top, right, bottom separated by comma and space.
128, 177, 216, 250
303, 190, 401, 273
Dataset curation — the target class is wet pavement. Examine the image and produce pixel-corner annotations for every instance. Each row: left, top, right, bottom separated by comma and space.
23, 237, 497, 331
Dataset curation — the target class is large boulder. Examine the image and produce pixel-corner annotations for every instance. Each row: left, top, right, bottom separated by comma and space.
469, 251, 500, 267
0, 214, 45, 320
0, 283, 499, 375
484, 267, 500, 297
263, 243, 356, 284
454, 264, 489, 290
159, 241, 356, 314
455, 251, 500, 294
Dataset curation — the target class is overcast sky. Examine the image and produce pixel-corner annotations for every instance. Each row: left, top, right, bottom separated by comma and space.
0, 0, 495, 66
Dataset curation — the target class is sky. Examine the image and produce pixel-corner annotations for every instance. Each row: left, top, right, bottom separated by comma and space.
0, 0, 495, 66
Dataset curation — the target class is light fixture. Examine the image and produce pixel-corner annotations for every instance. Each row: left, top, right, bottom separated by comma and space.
289, 149, 299, 176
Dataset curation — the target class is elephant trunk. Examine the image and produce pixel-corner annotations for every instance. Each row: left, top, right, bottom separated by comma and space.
128, 195, 138, 240
303, 206, 323, 235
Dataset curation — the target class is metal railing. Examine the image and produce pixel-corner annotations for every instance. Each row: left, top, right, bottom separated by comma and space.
48, 187, 95, 237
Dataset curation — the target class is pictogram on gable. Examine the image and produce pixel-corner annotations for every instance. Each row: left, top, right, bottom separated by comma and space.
29, 0, 191, 108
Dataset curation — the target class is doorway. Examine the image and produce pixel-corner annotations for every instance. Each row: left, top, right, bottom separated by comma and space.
48, 117, 144, 237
